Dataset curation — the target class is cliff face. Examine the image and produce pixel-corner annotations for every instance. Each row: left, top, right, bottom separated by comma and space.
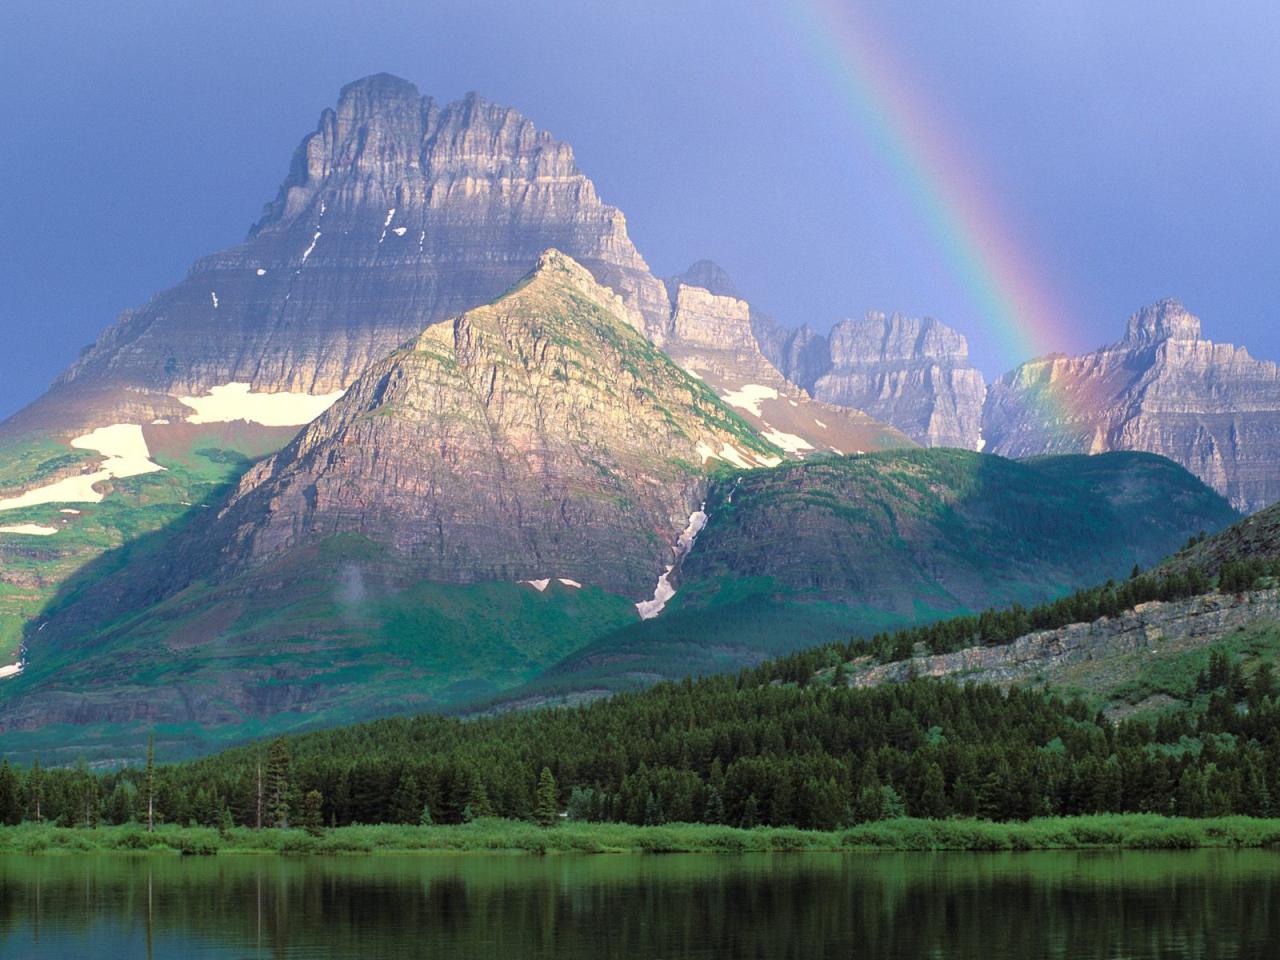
754, 312, 986, 449
849, 589, 1280, 706
663, 265, 915, 458
6, 74, 670, 435
188, 251, 781, 599
983, 300, 1280, 513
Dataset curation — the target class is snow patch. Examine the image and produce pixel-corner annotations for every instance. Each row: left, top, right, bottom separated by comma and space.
720, 384, 778, 417
151, 418, 170, 425
558, 578, 582, 588
520, 578, 551, 592
71, 424, 164, 478
300, 230, 321, 264
716, 444, 755, 470
59, 509, 80, 515
256, 268, 267, 277
761, 427, 814, 454
813, 419, 827, 429
177, 382, 344, 426
210, 291, 219, 309
636, 507, 707, 620
695, 441, 715, 464
0, 523, 59, 536
378, 208, 397, 244
418, 229, 426, 252
392, 226, 408, 237
0, 662, 22, 680
1, 422, 166, 512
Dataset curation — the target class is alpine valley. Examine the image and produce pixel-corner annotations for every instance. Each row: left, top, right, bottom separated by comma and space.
0, 74, 1272, 763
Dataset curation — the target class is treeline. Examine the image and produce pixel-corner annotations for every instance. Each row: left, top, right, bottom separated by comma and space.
2, 555, 1276, 834
3, 646, 1280, 832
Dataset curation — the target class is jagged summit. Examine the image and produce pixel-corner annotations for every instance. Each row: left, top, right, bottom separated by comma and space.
984, 298, 1280, 512
667, 260, 740, 300
756, 310, 985, 450
4, 77, 670, 437
1122, 298, 1202, 345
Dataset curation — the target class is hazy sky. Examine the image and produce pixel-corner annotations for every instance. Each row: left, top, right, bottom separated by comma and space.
2, 0, 1278, 418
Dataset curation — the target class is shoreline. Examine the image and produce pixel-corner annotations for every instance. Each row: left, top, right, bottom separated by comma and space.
3, 815, 1280, 856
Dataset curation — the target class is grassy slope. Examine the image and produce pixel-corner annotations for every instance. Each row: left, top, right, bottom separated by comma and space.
4, 815, 1280, 855
0, 429, 289, 663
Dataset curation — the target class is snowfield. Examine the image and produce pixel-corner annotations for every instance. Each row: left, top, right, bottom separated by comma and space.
177, 382, 345, 426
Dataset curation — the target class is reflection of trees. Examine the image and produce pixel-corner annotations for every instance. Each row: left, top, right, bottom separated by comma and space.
0, 851, 1275, 958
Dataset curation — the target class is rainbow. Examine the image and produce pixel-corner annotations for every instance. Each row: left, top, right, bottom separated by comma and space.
780, 0, 1073, 383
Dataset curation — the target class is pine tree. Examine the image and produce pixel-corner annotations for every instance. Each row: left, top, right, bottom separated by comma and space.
265, 737, 291, 828
145, 735, 156, 833
25, 759, 44, 824
0, 761, 20, 826
419, 802, 433, 826
389, 773, 421, 824
535, 767, 559, 827
301, 790, 324, 836
702, 786, 725, 825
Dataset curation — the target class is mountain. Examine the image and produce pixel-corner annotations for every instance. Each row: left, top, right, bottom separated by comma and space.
661, 266, 913, 458
0, 76, 911, 677
466, 449, 1236, 711
983, 300, 1280, 513
0, 252, 788, 755
754, 312, 986, 449
5, 74, 672, 438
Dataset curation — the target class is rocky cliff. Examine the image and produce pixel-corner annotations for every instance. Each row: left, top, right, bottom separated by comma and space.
200, 250, 780, 597
848, 588, 1280, 714
754, 312, 986, 449
983, 300, 1280, 513
662, 265, 914, 458
4, 74, 670, 436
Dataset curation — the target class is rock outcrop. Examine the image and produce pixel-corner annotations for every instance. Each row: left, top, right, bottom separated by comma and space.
983, 300, 1280, 513
754, 312, 986, 449
663, 265, 914, 458
849, 588, 1280, 695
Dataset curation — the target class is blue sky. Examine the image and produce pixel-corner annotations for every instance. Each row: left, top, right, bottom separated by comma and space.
1, 0, 1277, 418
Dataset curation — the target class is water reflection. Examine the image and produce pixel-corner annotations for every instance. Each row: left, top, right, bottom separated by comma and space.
1, 850, 1277, 958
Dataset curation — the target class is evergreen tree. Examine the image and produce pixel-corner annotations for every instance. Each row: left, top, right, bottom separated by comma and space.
702, 786, 725, 825
25, 759, 44, 823
265, 737, 291, 828
389, 773, 421, 824
0, 762, 20, 826
535, 767, 559, 827
419, 802, 433, 826
145, 735, 156, 833
301, 790, 324, 836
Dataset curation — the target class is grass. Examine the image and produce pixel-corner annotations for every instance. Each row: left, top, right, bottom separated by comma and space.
4, 814, 1280, 857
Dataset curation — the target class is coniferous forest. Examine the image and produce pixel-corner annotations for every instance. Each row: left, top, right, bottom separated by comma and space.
1, 557, 1278, 835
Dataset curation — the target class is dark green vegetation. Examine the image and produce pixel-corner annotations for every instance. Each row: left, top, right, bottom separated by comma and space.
0, 426, 294, 664
480, 450, 1237, 707
5, 622, 1280, 834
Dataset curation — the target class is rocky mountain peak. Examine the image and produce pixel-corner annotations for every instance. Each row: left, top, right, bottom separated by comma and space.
828, 312, 972, 366
1123, 299, 1202, 345
668, 260, 740, 300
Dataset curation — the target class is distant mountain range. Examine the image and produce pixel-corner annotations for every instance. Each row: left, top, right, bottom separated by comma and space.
0, 74, 1268, 756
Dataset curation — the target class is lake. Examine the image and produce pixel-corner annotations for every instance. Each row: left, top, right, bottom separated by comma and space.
1, 850, 1277, 958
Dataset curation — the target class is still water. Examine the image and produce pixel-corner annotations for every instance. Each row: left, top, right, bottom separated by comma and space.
1, 850, 1278, 958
